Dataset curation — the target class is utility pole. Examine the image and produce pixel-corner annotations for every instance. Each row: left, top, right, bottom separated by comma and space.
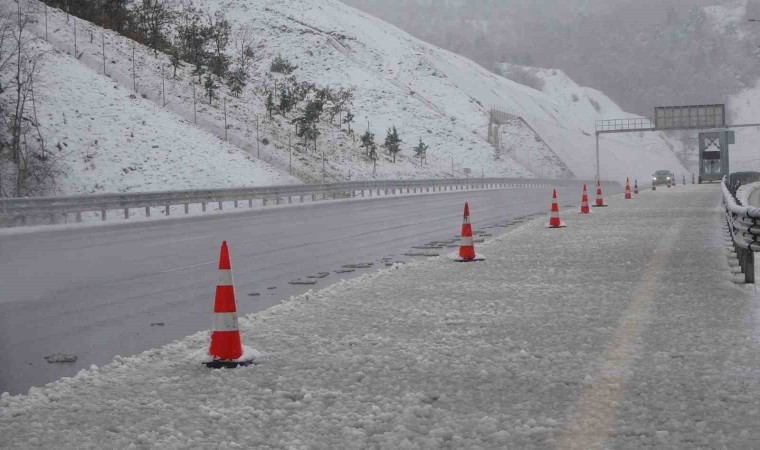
132, 42, 136, 93
192, 82, 197, 124
289, 134, 292, 174
595, 132, 600, 183
256, 116, 260, 158
102, 35, 106, 75
73, 18, 77, 57
223, 98, 228, 140
322, 152, 326, 184
161, 65, 166, 107
44, 4, 48, 41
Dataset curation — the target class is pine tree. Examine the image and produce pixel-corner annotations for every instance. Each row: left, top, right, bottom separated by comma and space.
206, 11, 231, 79
384, 126, 403, 163
360, 130, 375, 157
413, 138, 428, 166
266, 92, 275, 118
177, 6, 210, 83
304, 126, 320, 151
343, 110, 354, 133
204, 74, 217, 104
227, 67, 246, 98
304, 100, 323, 124
191, 63, 206, 85
169, 47, 182, 78
279, 87, 292, 114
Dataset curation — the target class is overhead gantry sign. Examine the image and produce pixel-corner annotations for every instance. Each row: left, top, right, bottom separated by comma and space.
593, 104, 752, 182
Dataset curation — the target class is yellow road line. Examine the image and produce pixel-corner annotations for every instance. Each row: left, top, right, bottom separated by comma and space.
556, 225, 680, 450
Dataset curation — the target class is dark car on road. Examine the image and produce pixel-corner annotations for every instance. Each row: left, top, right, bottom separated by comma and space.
652, 170, 674, 186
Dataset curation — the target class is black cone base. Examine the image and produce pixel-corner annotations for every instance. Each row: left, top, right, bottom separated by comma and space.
204, 359, 254, 369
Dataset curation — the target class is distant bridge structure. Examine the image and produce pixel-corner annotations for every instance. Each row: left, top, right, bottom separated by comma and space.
488, 107, 574, 179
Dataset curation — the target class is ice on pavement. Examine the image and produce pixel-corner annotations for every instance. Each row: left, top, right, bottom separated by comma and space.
2, 186, 760, 448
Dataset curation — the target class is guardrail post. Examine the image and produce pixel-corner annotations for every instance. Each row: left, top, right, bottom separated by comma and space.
746, 251, 755, 284
263, 198, 268, 206
249, 199, 253, 208
124, 208, 129, 219
312, 194, 316, 202
361, 190, 365, 197
234, 200, 239, 208
202, 202, 207, 212
218, 201, 223, 210
101, 209, 106, 221
184, 204, 189, 214
288, 196, 292, 204
299, 195, 304, 203
165, 205, 170, 216
145, 207, 150, 217
49, 213, 55, 224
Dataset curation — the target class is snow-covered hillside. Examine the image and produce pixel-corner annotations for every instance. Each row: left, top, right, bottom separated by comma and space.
727, 82, 760, 172
26, 0, 688, 187
28, 37, 296, 195
497, 64, 690, 180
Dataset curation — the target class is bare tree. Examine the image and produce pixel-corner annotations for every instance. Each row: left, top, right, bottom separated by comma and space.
0, 1, 56, 197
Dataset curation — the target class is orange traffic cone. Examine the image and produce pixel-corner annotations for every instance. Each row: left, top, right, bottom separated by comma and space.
454, 202, 484, 262
205, 241, 253, 369
580, 184, 590, 214
548, 189, 566, 228
624, 178, 632, 199
634, 179, 639, 195
592, 179, 607, 207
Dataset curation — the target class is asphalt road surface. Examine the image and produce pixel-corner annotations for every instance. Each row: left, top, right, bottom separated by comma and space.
0, 185, 609, 395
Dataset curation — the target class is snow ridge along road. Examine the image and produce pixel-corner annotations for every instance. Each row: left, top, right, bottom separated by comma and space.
3, 185, 760, 449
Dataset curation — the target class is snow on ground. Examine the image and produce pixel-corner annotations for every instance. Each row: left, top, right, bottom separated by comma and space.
26, 0, 686, 185
2, 185, 759, 448
27, 36, 296, 196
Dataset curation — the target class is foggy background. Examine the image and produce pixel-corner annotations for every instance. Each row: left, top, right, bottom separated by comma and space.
340, 0, 760, 117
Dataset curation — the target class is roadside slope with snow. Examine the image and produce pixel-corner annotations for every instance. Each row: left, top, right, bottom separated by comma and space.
30, 0, 687, 185
31, 38, 296, 196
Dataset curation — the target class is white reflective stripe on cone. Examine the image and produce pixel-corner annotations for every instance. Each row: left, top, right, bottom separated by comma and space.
213, 312, 239, 331
463, 217, 470, 224
217, 269, 233, 286
460, 236, 474, 246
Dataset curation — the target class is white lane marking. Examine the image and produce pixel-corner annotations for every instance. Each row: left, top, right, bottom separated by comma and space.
152, 235, 213, 246
159, 261, 216, 274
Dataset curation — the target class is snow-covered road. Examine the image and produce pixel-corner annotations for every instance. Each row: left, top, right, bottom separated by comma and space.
2, 185, 758, 449
0, 186, 582, 396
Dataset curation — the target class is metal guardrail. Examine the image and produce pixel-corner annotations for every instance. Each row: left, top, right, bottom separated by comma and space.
722, 173, 760, 283
0, 178, 618, 227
